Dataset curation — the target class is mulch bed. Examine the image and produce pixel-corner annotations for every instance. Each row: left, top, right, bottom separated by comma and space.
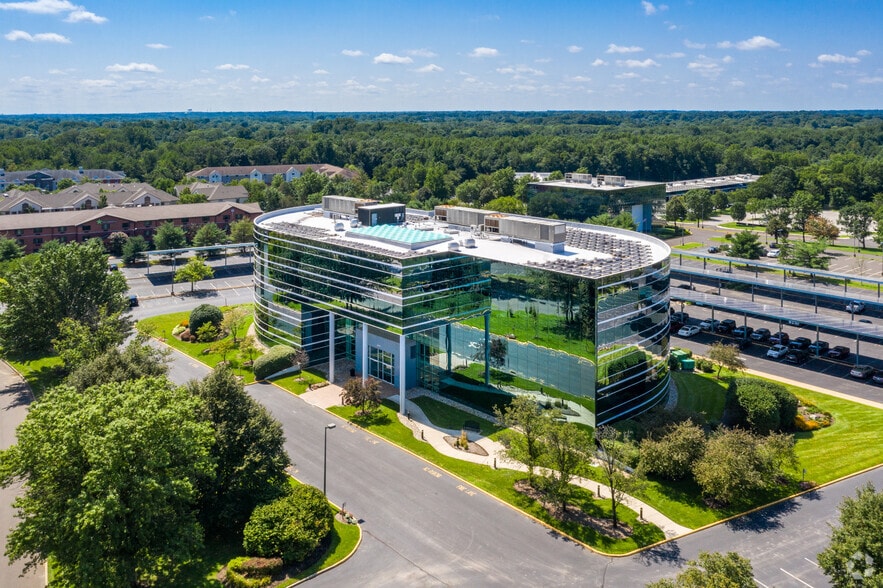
443, 435, 489, 456
514, 479, 632, 540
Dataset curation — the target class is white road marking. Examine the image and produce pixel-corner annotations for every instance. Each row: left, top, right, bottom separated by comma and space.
804, 558, 819, 567
780, 568, 814, 587
753, 578, 769, 588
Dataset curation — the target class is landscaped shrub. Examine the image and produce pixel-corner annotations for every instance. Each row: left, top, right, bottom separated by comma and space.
189, 304, 223, 336
242, 485, 334, 564
224, 556, 283, 588
794, 414, 821, 431
253, 345, 297, 380
724, 378, 798, 434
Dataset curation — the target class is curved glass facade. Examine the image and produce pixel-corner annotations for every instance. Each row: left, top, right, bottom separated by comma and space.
254, 205, 670, 427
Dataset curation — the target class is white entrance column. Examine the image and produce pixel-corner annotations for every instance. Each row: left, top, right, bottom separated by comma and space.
399, 333, 407, 414
361, 324, 369, 385
328, 312, 335, 383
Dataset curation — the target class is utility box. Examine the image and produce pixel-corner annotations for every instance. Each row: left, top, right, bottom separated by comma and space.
358, 203, 406, 226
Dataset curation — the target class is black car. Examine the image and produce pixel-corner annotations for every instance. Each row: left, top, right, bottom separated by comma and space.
750, 328, 771, 342
784, 349, 809, 364
733, 325, 754, 338
707, 246, 720, 254
827, 345, 851, 359
716, 319, 737, 334
808, 340, 830, 354
670, 311, 689, 325
770, 331, 790, 345
789, 337, 812, 350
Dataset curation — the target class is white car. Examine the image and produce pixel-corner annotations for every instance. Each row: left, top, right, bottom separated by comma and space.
677, 325, 701, 337
766, 249, 780, 258
766, 344, 789, 359
846, 301, 866, 314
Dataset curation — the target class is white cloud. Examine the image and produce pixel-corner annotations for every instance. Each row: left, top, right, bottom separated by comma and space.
722, 55, 733, 63
683, 39, 705, 49
817, 53, 860, 64
641, 1, 667, 15
566, 75, 591, 82
616, 72, 640, 79
407, 48, 436, 58
0, 0, 74, 14
591, 59, 607, 66
717, 36, 780, 50
729, 79, 745, 87
216, 63, 249, 70
657, 52, 685, 59
342, 79, 383, 93
857, 49, 871, 57
858, 76, 883, 84
567, 45, 583, 54
415, 63, 443, 73
146, 43, 169, 50
5, 29, 70, 42
469, 47, 499, 58
617, 58, 659, 68
313, 69, 329, 75
831, 82, 848, 89
373, 53, 412, 64
496, 65, 544, 77
0, 1, 107, 23
687, 58, 724, 78
250, 75, 269, 83
341, 49, 364, 57
65, 8, 104, 23
80, 78, 115, 88
199, 15, 214, 21
106, 62, 161, 73
606, 43, 643, 54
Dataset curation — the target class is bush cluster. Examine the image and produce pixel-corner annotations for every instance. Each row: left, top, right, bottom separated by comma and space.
253, 345, 298, 380
242, 485, 334, 564
794, 414, 822, 431
724, 378, 798, 435
189, 304, 223, 336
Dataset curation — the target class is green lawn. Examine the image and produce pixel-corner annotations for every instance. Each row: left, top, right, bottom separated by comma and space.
718, 222, 765, 231
5, 354, 65, 398
672, 242, 706, 250
329, 402, 664, 554
828, 243, 883, 256
411, 395, 502, 438
137, 305, 259, 383
270, 371, 329, 395
671, 371, 727, 421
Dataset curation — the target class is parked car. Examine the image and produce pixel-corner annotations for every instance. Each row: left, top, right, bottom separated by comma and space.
872, 371, 883, 385
707, 246, 720, 254
770, 331, 790, 345
846, 300, 866, 314
766, 249, 781, 258
784, 349, 809, 364
699, 319, 720, 331
808, 340, 830, 354
670, 311, 689, 325
859, 319, 873, 324
767, 344, 789, 359
128, 294, 138, 307
750, 328, 771, 342
732, 325, 754, 338
677, 325, 701, 337
716, 319, 737, 334
849, 364, 874, 379
827, 345, 851, 359
789, 337, 812, 350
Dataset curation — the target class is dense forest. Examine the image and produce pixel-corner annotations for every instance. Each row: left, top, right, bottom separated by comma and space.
2, 111, 883, 214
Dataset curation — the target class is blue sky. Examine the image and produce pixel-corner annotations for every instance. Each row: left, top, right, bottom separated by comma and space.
1, 0, 881, 113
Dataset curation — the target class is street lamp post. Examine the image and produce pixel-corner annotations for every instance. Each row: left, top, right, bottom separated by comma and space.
323, 423, 336, 496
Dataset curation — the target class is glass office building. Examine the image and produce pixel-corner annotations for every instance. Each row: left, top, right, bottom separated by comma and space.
254, 198, 671, 426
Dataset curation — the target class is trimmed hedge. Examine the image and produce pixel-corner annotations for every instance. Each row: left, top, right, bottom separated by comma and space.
189, 304, 223, 335
253, 345, 297, 381
724, 377, 798, 434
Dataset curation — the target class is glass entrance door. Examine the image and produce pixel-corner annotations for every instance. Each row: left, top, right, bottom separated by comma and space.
368, 347, 395, 384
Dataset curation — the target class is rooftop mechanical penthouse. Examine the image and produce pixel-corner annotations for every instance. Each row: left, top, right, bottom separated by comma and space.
254, 196, 672, 426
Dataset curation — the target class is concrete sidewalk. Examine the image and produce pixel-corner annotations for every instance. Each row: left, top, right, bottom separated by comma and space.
300, 382, 692, 539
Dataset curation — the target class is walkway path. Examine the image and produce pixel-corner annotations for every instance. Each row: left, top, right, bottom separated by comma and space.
300, 382, 692, 539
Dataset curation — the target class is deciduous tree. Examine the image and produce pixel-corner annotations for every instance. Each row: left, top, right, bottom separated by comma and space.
65, 334, 170, 392
684, 189, 714, 227
340, 376, 381, 416
818, 483, 883, 587
646, 551, 755, 588
805, 215, 841, 242
542, 419, 592, 514
0, 378, 215, 588
595, 425, 640, 528
0, 239, 127, 354
707, 341, 745, 379
121, 235, 148, 265
188, 366, 290, 534
175, 257, 214, 293
495, 395, 548, 486
193, 222, 229, 248
839, 202, 875, 248
727, 231, 764, 260
154, 221, 188, 251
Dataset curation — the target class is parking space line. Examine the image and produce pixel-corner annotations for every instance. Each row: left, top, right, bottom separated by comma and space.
780, 568, 814, 587
804, 558, 819, 567
753, 578, 769, 588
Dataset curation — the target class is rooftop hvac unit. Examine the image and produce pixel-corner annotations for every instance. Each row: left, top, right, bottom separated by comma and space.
448, 242, 460, 251
334, 222, 345, 231
462, 238, 476, 248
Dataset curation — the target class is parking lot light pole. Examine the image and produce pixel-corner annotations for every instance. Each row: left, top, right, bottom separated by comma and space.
323, 423, 336, 496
